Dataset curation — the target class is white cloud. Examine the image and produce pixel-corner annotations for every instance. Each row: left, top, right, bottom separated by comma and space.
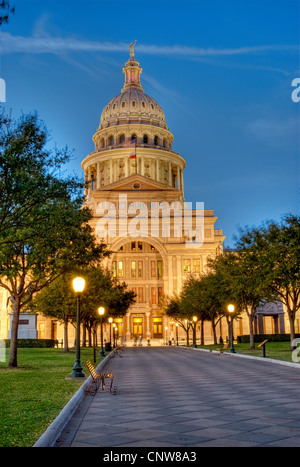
1, 31, 299, 57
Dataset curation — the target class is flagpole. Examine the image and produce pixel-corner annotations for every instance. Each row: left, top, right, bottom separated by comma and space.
135, 142, 137, 175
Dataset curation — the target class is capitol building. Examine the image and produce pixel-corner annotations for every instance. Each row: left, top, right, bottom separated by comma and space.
0, 44, 289, 346
79, 43, 226, 344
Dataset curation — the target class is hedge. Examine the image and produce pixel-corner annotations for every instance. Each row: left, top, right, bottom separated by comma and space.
237, 334, 300, 344
4, 339, 57, 348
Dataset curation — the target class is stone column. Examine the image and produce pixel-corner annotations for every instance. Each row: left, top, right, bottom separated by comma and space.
126, 313, 131, 339
169, 162, 172, 186
110, 159, 113, 183
146, 312, 151, 338
156, 159, 159, 181
96, 162, 101, 189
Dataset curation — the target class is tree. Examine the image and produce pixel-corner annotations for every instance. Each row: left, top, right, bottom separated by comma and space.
236, 214, 300, 349
209, 251, 264, 350
29, 266, 135, 350
180, 275, 211, 346
27, 274, 77, 352
0, 112, 109, 367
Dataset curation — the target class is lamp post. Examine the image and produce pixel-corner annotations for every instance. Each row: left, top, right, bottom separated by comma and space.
112, 323, 116, 347
109, 317, 113, 349
98, 306, 105, 357
176, 322, 179, 346
193, 316, 198, 348
71, 277, 86, 378
227, 304, 236, 354
165, 326, 168, 345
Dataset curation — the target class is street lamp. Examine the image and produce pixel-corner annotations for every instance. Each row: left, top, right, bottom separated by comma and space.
71, 277, 86, 378
98, 306, 105, 357
193, 316, 198, 348
165, 326, 168, 345
108, 317, 113, 350
112, 323, 116, 347
175, 322, 179, 346
227, 304, 236, 353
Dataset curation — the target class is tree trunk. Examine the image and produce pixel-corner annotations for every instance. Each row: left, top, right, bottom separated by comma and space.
63, 320, 69, 352
287, 308, 296, 350
248, 313, 255, 350
9, 296, 21, 368
211, 320, 217, 345
200, 319, 205, 346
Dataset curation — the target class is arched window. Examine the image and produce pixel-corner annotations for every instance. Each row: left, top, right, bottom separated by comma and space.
131, 134, 137, 143
122, 102, 126, 108
132, 101, 136, 108
119, 134, 125, 144
143, 134, 148, 144
163, 138, 167, 148
108, 135, 114, 146
100, 137, 105, 149
154, 135, 159, 146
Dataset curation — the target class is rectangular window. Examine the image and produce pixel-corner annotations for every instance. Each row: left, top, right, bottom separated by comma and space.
118, 261, 123, 278
151, 260, 156, 278
151, 287, 156, 305
39, 323, 45, 339
138, 261, 143, 277
183, 259, 191, 274
157, 260, 162, 278
112, 261, 117, 278
131, 242, 136, 251
132, 287, 137, 302
131, 261, 136, 278
193, 258, 200, 273
158, 287, 163, 299
138, 241, 143, 251
138, 287, 144, 303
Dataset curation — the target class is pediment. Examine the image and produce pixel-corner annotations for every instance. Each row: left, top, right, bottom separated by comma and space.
98, 174, 178, 192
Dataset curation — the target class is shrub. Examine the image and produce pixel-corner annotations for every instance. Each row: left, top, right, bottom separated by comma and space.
4, 339, 57, 348
237, 334, 300, 344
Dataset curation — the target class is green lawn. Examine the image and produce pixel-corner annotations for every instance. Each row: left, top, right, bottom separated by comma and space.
0, 347, 104, 447
197, 341, 300, 363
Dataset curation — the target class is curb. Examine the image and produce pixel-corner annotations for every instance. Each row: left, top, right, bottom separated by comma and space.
33, 353, 112, 447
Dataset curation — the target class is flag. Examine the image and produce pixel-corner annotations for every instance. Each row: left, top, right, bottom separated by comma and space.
129, 141, 136, 159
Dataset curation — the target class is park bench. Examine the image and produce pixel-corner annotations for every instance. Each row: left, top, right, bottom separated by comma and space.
217, 342, 229, 353
112, 346, 123, 358
85, 360, 117, 396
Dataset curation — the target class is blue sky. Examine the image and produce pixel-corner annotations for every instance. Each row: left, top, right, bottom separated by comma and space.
0, 0, 299, 247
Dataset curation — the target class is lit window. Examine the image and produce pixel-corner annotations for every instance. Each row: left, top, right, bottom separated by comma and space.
157, 260, 162, 278
112, 261, 117, 278
131, 261, 136, 278
183, 259, 191, 274
118, 261, 123, 278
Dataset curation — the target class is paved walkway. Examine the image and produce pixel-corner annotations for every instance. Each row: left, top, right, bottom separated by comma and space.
55, 347, 300, 447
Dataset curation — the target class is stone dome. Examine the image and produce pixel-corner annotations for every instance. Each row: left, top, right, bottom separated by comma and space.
99, 88, 167, 130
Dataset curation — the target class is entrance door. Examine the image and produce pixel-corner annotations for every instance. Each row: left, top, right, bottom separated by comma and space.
153, 318, 162, 338
133, 318, 143, 337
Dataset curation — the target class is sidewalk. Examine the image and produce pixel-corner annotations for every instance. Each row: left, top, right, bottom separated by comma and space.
55, 347, 300, 447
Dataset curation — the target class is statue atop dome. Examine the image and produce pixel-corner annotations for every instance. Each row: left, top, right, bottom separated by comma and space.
129, 40, 137, 59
